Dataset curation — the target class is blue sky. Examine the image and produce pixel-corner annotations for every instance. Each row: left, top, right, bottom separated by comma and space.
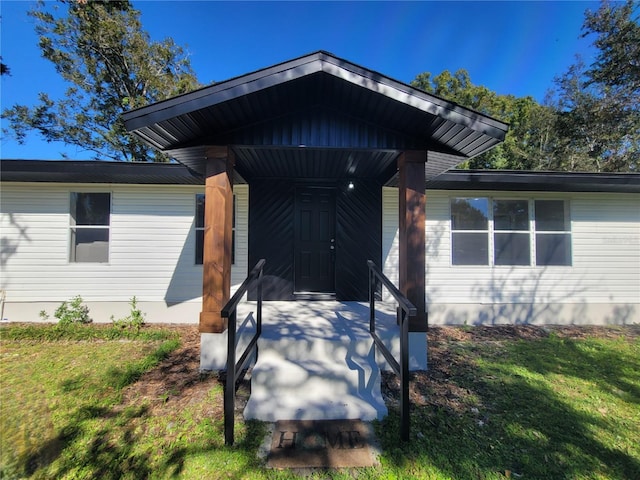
1, 1, 599, 160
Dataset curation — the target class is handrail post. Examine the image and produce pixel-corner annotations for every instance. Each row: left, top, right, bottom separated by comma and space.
400, 308, 410, 441
367, 259, 415, 443
222, 259, 265, 446
369, 263, 375, 333
224, 309, 237, 446
257, 267, 263, 337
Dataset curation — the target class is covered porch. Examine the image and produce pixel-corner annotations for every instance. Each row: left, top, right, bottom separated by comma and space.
123, 51, 508, 346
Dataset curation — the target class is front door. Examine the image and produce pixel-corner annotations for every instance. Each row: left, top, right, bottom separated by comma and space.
294, 186, 336, 293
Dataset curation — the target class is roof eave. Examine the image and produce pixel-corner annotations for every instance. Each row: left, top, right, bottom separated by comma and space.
122, 51, 508, 155
426, 170, 640, 193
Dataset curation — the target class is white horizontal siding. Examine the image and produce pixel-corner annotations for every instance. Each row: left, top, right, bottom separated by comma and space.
1, 182, 249, 305
381, 187, 399, 286
382, 188, 640, 307
233, 184, 249, 286
569, 192, 640, 302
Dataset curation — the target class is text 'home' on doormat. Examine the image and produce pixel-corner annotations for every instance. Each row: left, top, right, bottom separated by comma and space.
266, 419, 379, 469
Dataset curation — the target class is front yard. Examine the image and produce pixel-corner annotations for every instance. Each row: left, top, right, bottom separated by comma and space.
1, 323, 638, 479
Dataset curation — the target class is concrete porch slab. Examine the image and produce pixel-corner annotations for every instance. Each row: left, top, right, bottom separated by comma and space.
200, 301, 428, 372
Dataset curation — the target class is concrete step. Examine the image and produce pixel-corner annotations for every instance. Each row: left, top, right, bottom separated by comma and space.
244, 334, 387, 422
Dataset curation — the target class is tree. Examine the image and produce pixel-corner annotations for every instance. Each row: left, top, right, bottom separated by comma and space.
552, 0, 639, 171
411, 69, 558, 170
2, 0, 200, 161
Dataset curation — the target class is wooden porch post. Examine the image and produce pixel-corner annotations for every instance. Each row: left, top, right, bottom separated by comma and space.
199, 146, 235, 333
398, 150, 428, 332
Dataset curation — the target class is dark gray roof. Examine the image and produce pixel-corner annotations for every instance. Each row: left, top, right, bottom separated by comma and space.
122, 51, 509, 181
3, 160, 638, 193
426, 170, 640, 193
0, 159, 204, 185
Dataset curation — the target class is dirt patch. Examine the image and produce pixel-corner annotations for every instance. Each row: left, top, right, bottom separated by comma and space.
120, 325, 224, 418
546, 324, 640, 340
427, 324, 640, 345
427, 324, 549, 344
119, 324, 252, 421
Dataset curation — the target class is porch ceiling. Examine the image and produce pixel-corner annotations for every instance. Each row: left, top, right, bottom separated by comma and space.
122, 51, 509, 183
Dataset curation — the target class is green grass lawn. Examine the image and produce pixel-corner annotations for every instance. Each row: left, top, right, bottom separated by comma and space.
1, 324, 638, 479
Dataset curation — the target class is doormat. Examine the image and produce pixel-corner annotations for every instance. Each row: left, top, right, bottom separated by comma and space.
266, 419, 379, 469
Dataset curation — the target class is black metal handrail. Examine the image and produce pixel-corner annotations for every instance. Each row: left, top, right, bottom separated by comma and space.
222, 258, 265, 446
367, 259, 416, 442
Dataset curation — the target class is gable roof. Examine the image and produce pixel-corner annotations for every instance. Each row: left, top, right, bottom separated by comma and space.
122, 51, 509, 181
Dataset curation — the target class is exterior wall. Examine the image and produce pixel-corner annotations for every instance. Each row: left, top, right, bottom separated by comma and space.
3, 181, 638, 326
382, 187, 640, 325
0, 182, 249, 323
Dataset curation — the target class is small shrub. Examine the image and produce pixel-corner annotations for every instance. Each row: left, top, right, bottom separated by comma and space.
54, 295, 92, 325
112, 296, 146, 332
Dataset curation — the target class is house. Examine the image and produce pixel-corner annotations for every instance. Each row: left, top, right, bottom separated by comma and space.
2, 52, 639, 377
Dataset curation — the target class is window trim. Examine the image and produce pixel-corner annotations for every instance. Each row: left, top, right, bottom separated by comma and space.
450, 197, 571, 267
69, 191, 112, 264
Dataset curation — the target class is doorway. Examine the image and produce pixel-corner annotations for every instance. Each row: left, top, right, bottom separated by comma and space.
294, 186, 336, 293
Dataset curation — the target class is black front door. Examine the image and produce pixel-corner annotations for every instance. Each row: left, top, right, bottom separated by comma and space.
294, 186, 336, 293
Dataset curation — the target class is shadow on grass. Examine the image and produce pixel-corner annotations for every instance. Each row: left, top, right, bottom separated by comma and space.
377, 335, 640, 480
12, 394, 267, 480
8, 349, 267, 480
18, 408, 268, 479
521, 336, 640, 406
18, 407, 150, 478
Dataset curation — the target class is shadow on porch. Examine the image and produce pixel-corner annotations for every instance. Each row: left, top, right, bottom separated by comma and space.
221, 301, 427, 422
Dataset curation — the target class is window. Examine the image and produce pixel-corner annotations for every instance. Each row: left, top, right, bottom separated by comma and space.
493, 199, 530, 266
195, 194, 205, 265
195, 194, 235, 265
535, 200, 572, 266
70, 192, 110, 263
450, 198, 571, 267
451, 198, 489, 265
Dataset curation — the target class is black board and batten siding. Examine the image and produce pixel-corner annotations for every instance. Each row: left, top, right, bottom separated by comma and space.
336, 179, 381, 300
248, 179, 295, 300
249, 178, 381, 301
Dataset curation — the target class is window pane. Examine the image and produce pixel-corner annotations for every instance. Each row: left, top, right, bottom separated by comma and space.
195, 229, 204, 265
72, 193, 110, 226
196, 194, 205, 228
452, 232, 488, 265
494, 200, 529, 230
535, 200, 569, 231
71, 228, 109, 263
495, 233, 530, 265
451, 198, 488, 230
536, 233, 571, 266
